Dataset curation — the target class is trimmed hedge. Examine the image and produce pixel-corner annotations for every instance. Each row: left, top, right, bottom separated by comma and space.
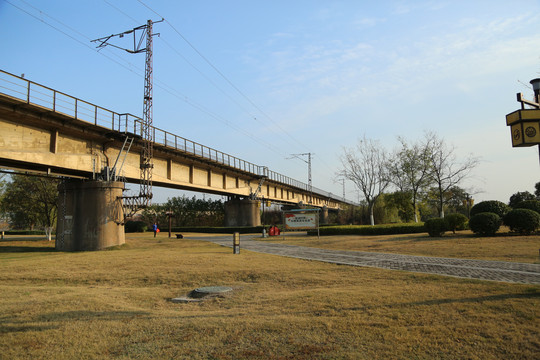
470, 201, 510, 218
125, 220, 148, 233
514, 200, 540, 214
167, 226, 267, 234
469, 212, 501, 236
503, 208, 540, 235
1, 230, 49, 235
307, 223, 425, 236
424, 218, 446, 237
444, 213, 468, 233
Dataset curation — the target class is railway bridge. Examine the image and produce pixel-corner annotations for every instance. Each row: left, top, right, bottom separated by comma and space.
0, 70, 353, 250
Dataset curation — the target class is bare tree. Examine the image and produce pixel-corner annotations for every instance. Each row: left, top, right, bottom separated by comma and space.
388, 137, 433, 222
424, 132, 479, 218
340, 137, 391, 225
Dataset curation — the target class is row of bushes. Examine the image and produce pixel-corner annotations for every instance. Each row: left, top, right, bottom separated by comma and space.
308, 223, 426, 236
424, 213, 469, 237
124, 220, 266, 234
0, 230, 48, 235
468, 209, 539, 236
468, 200, 540, 236
425, 200, 540, 237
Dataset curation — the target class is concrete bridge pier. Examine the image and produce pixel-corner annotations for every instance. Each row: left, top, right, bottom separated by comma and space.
321, 205, 329, 224
56, 180, 125, 251
224, 197, 261, 227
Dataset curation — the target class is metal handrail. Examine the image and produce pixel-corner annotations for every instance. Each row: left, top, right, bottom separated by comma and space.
0, 69, 355, 205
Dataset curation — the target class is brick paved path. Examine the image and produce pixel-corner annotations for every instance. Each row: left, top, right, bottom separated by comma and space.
189, 234, 540, 285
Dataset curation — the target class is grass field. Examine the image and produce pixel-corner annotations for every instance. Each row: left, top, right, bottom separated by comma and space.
0, 232, 539, 359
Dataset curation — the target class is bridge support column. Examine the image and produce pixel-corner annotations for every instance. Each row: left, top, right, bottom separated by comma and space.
321, 206, 329, 224
56, 180, 125, 251
224, 197, 261, 227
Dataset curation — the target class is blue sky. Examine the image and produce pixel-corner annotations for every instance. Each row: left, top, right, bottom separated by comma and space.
1, 0, 539, 204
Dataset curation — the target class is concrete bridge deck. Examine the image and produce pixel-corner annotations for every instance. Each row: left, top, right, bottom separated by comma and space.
0, 69, 351, 209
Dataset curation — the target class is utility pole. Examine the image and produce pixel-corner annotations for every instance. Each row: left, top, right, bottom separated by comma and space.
336, 177, 346, 202
92, 19, 163, 213
289, 153, 313, 203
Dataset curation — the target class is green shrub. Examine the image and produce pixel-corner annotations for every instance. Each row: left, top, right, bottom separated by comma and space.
503, 209, 540, 235
469, 212, 501, 236
2, 230, 48, 235
171, 226, 266, 234
424, 218, 446, 237
125, 220, 148, 233
444, 213, 468, 233
470, 201, 510, 218
513, 200, 540, 214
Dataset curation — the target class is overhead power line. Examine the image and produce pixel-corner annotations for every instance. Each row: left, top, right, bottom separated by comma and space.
8, 0, 344, 194
136, 0, 312, 152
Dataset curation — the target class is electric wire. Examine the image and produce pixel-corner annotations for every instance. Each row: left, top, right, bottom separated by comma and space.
134, 0, 344, 181
136, 0, 313, 153
6, 0, 290, 161
6, 0, 144, 79
5, 0, 346, 196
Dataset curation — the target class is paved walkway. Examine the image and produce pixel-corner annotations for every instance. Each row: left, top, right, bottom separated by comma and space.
188, 234, 540, 285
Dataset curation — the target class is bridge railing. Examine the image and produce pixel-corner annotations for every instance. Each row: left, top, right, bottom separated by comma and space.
0, 69, 353, 205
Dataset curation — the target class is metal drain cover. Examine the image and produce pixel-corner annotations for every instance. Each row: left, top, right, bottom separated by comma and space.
190, 286, 233, 298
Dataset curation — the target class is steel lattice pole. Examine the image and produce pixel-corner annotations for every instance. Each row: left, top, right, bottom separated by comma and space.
141, 19, 154, 206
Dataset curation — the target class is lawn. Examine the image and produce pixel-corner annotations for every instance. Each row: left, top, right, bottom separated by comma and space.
0, 233, 539, 359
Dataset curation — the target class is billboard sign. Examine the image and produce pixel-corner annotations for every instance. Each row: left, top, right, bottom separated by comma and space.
284, 212, 318, 230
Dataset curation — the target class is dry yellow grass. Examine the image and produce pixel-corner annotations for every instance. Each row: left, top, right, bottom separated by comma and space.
0, 233, 539, 359
269, 229, 540, 263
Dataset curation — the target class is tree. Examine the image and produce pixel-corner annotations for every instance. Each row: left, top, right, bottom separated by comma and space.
424, 132, 479, 218
385, 191, 415, 222
0, 173, 8, 229
509, 191, 535, 208
535, 182, 540, 199
388, 137, 432, 222
0, 174, 59, 239
141, 195, 225, 227
340, 137, 391, 225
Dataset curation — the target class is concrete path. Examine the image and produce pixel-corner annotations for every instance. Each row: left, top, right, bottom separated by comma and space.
188, 234, 540, 285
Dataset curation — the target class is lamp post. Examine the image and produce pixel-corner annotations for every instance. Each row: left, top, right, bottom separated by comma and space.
166, 210, 174, 238
506, 77, 540, 165
530, 78, 540, 165
531, 78, 540, 104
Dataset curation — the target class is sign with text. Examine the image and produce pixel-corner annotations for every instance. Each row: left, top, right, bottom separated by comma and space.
284, 212, 318, 230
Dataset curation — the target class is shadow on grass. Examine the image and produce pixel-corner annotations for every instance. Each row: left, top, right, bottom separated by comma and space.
37, 310, 151, 322
396, 290, 540, 308
0, 246, 56, 253
327, 290, 540, 314
1, 310, 152, 334
0, 324, 59, 333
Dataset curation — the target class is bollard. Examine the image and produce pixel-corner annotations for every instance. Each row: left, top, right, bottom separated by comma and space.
233, 232, 240, 254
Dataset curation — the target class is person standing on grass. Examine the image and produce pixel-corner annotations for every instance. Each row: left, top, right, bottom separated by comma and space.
152, 223, 158, 238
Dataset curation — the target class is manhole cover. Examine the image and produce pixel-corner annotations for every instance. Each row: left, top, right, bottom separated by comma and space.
190, 286, 233, 298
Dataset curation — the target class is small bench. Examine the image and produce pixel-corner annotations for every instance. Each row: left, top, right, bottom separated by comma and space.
175, 234, 183, 239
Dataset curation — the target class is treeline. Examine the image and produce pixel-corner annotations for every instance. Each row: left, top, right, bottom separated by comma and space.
134, 196, 225, 230
340, 131, 479, 225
